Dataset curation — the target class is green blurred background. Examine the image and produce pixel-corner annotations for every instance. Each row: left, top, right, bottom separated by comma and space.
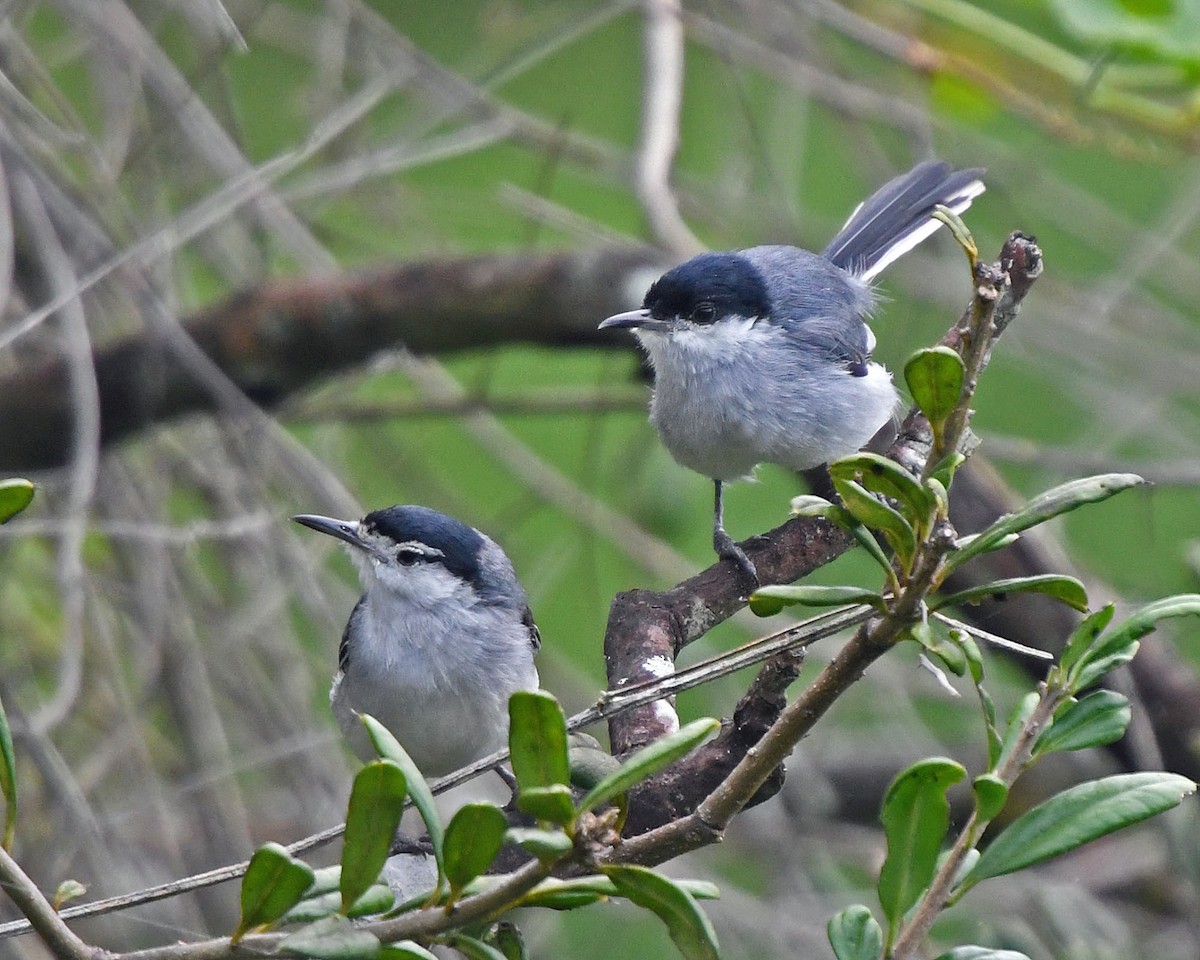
1, 0, 1198, 957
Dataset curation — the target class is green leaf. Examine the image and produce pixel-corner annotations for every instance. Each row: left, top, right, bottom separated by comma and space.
508, 690, 570, 791
913, 622, 967, 677
830, 454, 935, 525
380, 942, 440, 960
904, 346, 965, 430
341, 760, 407, 914
1035, 690, 1131, 755
504, 827, 573, 862
933, 947, 1033, 960
1056, 605, 1117, 678
948, 474, 1146, 572
878, 758, 966, 946
931, 575, 1089, 613
578, 718, 720, 814
485, 921, 527, 960
233, 842, 316, 942
995, 692, 1039, 772
52, 879, 87, 910
0, 479, 34, 524
972, 774, 1008, 822
928, 452, 967, 489
827, 904, 883, 960
962, 773, 1197, 893
749, 584, 886, 617
517, 876, 719, 911
515, 784, 576, 825
603, 864, 720, 960
280, 915, 381, 959
361, 715, 443, 880
1071, 595, 1200, 691
834, 478, 917, 568
444, 804, 507, 896
446, 935, 508, 960
0, 690, 15, 850
283, 884, 395, 923
567, 733, 620, 791
791, 494, 838, 517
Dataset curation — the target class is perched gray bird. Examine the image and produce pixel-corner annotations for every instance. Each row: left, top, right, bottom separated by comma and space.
293, 505, 540, 778
600, 160, 984, 581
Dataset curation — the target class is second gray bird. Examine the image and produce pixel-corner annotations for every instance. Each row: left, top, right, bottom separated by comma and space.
294, 505, 540, 778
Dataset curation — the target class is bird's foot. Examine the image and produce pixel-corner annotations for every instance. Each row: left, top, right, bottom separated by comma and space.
714, 529, 759, 588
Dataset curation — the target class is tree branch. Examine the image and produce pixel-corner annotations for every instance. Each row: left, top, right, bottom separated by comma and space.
0, 248, 670, 470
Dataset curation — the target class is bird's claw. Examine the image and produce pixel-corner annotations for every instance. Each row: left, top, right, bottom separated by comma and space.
714, 530, 759, 587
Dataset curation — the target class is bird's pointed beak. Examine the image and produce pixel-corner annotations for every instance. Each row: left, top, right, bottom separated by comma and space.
292, 514, 368, 550
599, 308, 652, 330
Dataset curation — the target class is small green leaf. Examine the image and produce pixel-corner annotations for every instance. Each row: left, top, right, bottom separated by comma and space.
928, 452, 967, 489
995, 692, 1039, 772
0, 479, 34, 524
931, 575, 1089, 613
341, 760, 407, 914
913, 622, 967, 677
52, 879, 87, 911
281, 915, 381, 959
578, 718, 720, 814
444, 804, 508, 896
233, 842, 316, 942
830, 454, 935, 525
0, 690, 16, 850
485, 921, 527, 960
948, 474, 1146, 572
603, 864, 720, 960
508, 691, 570, 790
445, 935, 508, 960
834, 478, 917, 568
1035, 690, 1131, 755
567, 733, 620, 791
962, 773, 1197, 893
972, 774, 1008, 822
283, 884, 395, 923
518, 876, 718, 911
515, 784, 576, 825
504, 827, 573, 862
1057, 605, 1117, 678
878, 758, 967, 947
380, 942, 440, 960
791, 494, 838, 517
749, 584, 886, 617
933, 947, 1033, 960
904, 346, 965, 430
1070, 595, 1200, 691
827, 904, 883, 960
361, 715, 443, 880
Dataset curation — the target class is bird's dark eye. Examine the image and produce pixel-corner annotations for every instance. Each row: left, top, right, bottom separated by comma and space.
396, 547, 424, 566
691, 301, 717, 324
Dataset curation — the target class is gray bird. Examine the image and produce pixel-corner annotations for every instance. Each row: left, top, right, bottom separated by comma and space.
600, 160, 984, 581
293, 505, 540, 778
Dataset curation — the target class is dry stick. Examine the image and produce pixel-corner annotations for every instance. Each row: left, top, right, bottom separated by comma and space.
0, 844, 93, 960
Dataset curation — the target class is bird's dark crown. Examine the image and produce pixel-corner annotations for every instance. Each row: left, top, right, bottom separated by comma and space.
644, 252, 772, 324
363, 505, 486, 587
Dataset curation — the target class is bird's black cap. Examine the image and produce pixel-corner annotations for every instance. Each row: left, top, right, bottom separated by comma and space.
644, 252, 772, 323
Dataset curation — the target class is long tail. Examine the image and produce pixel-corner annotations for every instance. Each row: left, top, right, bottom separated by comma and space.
822, 161, 985, 281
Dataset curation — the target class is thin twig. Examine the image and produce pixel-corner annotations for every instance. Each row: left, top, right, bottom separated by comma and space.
634, 0, 703, 257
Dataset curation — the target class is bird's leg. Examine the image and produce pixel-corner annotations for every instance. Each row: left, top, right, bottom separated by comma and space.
712, 479, 758, 585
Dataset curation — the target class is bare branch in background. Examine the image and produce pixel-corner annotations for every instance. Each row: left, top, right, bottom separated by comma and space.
634, 0, 704, 258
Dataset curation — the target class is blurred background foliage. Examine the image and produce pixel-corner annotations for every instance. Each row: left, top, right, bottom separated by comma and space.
0, 0, 1198, 957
